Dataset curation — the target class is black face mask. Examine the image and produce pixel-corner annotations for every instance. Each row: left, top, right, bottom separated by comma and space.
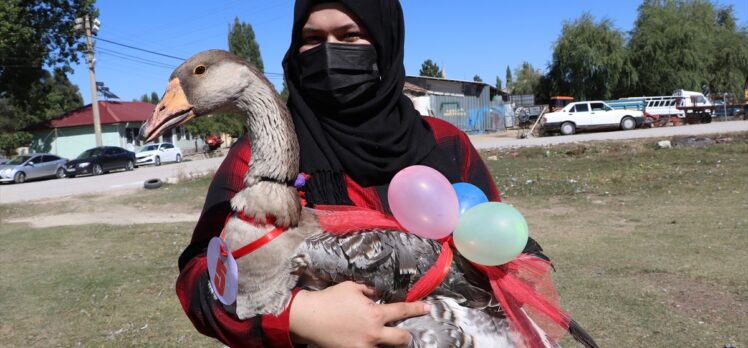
296, 42, 380, 107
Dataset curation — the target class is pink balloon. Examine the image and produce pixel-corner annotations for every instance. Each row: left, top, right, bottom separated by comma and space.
388, 165, 459, 239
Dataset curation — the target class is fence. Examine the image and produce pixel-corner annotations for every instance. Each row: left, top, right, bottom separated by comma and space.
422, 94, 511, 134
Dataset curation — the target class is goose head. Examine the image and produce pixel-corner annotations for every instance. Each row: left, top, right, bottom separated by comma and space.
140, 49, 269, 143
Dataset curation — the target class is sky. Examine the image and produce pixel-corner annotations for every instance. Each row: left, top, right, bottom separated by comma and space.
68, 0, 748, 104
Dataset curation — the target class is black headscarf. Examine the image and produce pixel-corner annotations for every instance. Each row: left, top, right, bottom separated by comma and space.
283, 0, 446, 207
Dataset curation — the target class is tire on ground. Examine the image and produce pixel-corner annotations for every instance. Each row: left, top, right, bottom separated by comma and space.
143, 178, 163, 189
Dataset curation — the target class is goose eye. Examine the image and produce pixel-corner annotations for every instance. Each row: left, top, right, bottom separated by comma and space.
193, 65, 207, 75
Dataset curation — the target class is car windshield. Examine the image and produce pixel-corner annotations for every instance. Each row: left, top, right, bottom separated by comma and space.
6, 155, 31, 165
77, 148, 105, 159
139, 144, 159, 152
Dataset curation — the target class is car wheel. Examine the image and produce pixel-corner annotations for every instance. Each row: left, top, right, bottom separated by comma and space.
126, 160, 134, 171
560, 122, 576, 135
621, 117, 636, 130
56, 167, 66, 178
93, 164, 103, 176
155, 156, 161, 166
14, 172, 26, 184
176, 154, 182, 163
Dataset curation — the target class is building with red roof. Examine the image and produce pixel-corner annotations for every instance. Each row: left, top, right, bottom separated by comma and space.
27, 101, 203, 159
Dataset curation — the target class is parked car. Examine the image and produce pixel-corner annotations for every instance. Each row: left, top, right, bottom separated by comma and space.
205, 135, 223, 151
540, 101, 646, 135
65, 146, 135, 177
0, 153, 68, 184
136, 142, 183, 166
712, 100, 742, 117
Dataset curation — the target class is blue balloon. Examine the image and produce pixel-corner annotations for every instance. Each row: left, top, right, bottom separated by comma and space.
452, 182, 489, 216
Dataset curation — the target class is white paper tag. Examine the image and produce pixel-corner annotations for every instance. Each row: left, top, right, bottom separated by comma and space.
207, 237, 238, 305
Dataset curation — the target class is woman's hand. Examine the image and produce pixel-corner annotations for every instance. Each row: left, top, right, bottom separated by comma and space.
289, 281, 430, 348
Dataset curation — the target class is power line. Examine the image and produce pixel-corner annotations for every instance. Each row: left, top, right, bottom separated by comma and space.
95, 37, 186, 61
97, 47, 178, 69
94, 37, 285, 77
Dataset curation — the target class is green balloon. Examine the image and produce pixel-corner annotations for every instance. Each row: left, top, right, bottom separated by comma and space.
453, 202, 529, 266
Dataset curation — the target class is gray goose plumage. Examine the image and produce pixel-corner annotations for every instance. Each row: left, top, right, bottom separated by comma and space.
140, 49, 596, 348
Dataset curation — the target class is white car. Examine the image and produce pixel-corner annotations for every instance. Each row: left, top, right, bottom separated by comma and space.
540, 101, 645, 135
136, 142, 183, 166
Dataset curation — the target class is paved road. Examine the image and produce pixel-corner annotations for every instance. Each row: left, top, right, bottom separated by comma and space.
2, 120, 746, 204
469, 119, 748, 149
0, 155, 227, 204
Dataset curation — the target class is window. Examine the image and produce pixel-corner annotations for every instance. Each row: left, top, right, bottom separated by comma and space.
40, 155, 59, 163
590, 103, 605, 111
28, 155, 42, 164
162, 143, 174, 149
574, 103, 589, 112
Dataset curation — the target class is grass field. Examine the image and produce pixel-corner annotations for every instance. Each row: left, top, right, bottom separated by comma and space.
1, 133, 746, 347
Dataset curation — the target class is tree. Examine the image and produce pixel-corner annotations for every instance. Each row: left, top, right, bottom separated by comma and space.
280, 80, 290, 102
512, 62, 543, 95
1, 0, 94, 152
505, 66, 513, 91
473, 75, 483, 83
138, 92, 161, 104
543, 13, 631, 100
419, 59, 444, 78
707, 7, 748, 98
228, 17, 264, 72
495, 76, 502, 90
628, 0, 748, 97
0, 69, 83, 154
190, 16, 267, 138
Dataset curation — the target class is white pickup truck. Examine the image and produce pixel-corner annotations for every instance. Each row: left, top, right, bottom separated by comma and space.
540, 101, 646, 135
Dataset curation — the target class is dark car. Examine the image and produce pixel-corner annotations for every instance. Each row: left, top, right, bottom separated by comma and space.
65, 146, 136, 177
712, 101, 742, 117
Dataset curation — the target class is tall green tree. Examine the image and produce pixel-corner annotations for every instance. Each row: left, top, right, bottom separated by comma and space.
473, 75, 483, 83
0, 69, 83, 154
628, 0, 748, 97
0, 0, 94, 153
544, 13, 631, 100
512, 62, 543, 95
228, 17, 264, 72
495, 76, 503, 90
419, 59, 444, 78
505, 66, 513, 91
192, 16, 266, 138
150, 92, 160, 104
707, 6, 748, 98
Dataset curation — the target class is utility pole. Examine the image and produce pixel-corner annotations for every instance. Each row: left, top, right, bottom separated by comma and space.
76, 15, 102, 147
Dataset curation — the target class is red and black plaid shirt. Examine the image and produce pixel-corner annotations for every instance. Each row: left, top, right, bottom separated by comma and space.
176, 117, 501, 347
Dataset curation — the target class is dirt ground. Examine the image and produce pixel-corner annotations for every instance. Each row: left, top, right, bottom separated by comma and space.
2, 190, 201, 228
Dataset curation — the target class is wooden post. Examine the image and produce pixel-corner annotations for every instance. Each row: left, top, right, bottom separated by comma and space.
527, 106, 547, 138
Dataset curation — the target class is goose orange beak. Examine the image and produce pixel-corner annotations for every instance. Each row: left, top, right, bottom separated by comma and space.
140, 78, 195, 143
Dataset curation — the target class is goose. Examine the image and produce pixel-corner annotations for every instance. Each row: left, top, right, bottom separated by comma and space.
140, 49, 597, 348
